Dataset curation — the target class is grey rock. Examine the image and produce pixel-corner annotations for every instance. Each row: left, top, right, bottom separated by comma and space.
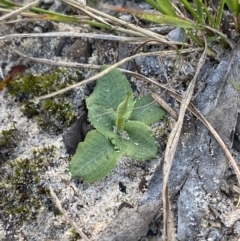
67, 39, 92, 63
167, 28, 187, 43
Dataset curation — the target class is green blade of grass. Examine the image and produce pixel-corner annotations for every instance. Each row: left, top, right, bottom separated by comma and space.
225, 0, 240, 16
181, 0, 217, 28
155, 0, 177, 16
193, 0, 203, 20
180, 0, 205, 24
135, 11, 201, 29
144, 0, 177, 16
194, 0, 217, 28
216, 0, 226, 29
186, 30, 216, 56
0, 0, 16, 7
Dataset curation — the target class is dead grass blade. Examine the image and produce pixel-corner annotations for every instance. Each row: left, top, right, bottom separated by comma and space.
49, 186, 91, 241
151, 93, 178, 121
161, 38, 207, 241
164, 185, 175, 241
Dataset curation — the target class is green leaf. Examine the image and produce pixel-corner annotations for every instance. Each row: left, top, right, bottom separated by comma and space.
116, 92, 134, 132
216, 0, 225, 28
86, 68, 132, 110
88, 105, 117, 139
225, 0, 240, 16
130, 94, 165, 125
111, 121, 158, 161
180, 0, 205, 24
69, 130, 121, 183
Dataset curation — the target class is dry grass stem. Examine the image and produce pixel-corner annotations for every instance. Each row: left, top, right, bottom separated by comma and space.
151, 93, 178, 121
49, 186, 91, 241
161, 38, 207, 241
199, 24, 235, 49
125, 69, 240, 209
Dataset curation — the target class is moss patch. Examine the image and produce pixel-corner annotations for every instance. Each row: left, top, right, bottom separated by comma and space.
8, 68, 82, 133
0, 126, 20, 162
0, 126, 18, 149
0, 146, 59, 226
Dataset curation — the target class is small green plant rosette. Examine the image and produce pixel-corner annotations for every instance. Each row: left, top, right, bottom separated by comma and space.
69, 130, 121, 183
69, 68, 165, 182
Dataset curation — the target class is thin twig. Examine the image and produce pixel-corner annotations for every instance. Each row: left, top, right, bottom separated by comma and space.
49, 186, 91, 241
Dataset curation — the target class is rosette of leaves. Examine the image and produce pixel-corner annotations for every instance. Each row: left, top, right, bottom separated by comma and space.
69, 68, 165, 182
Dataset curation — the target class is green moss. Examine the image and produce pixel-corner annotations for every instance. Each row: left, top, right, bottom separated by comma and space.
0, 126, 17, 148
8, 68, 81, 96
8, 68, 82, 132
0, 126, 20, 162
0, 146, 59, 226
